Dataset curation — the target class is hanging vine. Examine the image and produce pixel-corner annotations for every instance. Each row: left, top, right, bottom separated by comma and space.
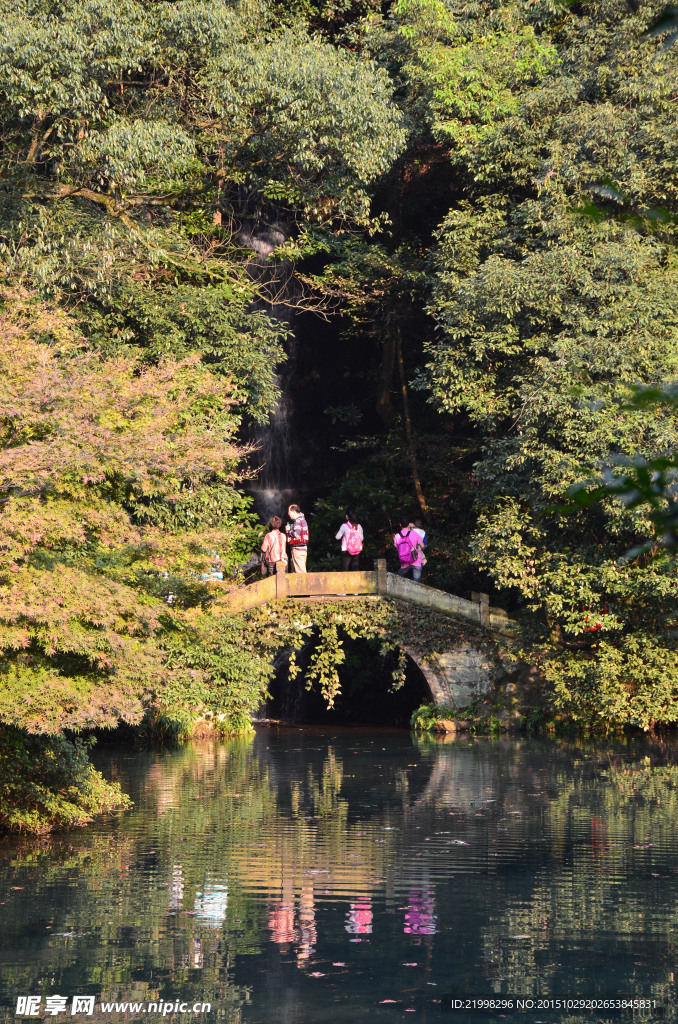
241, 598, 492, 708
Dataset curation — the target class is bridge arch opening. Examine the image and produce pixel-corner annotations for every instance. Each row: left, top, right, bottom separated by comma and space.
264, 637, 432, 728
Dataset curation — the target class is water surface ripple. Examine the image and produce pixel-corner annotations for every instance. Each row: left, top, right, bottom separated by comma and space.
1, 729, 677, 1023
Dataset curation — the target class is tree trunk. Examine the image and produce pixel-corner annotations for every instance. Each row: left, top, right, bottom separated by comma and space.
376, 333, 396, 425
395, 324, 427, 516
213, 178, 223, 226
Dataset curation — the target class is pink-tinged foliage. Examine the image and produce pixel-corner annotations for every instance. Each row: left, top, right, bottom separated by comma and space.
0, 301, 243, 501
0, 293, 252, 734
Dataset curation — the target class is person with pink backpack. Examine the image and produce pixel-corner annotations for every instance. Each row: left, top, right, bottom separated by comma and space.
336, 509, 364, 571
393, 516, 424, 582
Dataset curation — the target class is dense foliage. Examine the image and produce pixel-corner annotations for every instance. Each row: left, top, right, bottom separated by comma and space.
0, 291, 252, 735
0, 727, 131, 833
0, 0, 408, 829
417, 0, 678, 729
318, 0, 678, 732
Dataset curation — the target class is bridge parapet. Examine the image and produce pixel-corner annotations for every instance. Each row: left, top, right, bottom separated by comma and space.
386, 572, 479, 621
219, 559, 517, 637
222, 561, 380, 614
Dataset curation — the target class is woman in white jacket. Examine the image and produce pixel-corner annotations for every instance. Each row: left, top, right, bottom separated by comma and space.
336, 509, 364, 571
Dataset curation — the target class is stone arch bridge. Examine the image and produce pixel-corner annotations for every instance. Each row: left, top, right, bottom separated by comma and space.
222, 561, 519, 711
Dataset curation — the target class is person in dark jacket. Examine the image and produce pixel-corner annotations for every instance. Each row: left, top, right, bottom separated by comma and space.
286, 504, 308, 573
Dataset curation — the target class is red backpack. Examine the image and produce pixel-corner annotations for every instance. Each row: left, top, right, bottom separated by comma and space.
289, 516, 309, 546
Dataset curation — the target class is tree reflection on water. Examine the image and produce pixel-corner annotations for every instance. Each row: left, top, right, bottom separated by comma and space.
1, 732, 678, 1021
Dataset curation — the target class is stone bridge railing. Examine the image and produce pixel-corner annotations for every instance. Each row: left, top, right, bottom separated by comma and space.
220, 559, 517, 637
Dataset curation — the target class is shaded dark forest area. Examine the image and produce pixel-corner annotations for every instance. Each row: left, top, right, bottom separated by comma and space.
1, 0, 678, 830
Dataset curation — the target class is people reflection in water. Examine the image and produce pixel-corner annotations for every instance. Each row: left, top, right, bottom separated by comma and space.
296, 885, 317, 966
403, 887, 437, 935
268, 900, 297, 947
345, 895, 373, 940
267, 884, 317, 967
193, 883, 228, 924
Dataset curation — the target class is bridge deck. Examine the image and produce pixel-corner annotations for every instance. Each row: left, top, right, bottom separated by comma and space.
219, 560, 517, 636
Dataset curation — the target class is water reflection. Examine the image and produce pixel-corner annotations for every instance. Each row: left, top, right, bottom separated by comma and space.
0, 732, 677, 1021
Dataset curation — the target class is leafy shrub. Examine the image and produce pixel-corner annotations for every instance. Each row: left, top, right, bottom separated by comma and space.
0, 726, 131, 834
410, 702, 459, 731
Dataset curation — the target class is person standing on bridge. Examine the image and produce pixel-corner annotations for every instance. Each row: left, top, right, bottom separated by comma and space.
410, 517, 428, 571
394, 518, 423, 582
336, 510, 363, 572
286, 504, 309, 573
261, 516, 287, 576
409, 526, 426, 582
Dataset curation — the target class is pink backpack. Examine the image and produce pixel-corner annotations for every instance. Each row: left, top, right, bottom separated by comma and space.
396, 529, 415, 564
346, 524, 362, 556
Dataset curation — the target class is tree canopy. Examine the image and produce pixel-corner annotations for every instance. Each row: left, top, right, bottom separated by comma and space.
419, 0, 678, 729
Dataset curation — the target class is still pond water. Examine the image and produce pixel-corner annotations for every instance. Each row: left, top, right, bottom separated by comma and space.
1, 729, 678, 1023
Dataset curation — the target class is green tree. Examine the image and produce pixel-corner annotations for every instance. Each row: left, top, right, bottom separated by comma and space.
0, 0, 405, 286
0, 0, 410, 830
0, 290, 251, 735
0, 728, 131, 833
423, 0, 678, 729
0, 0, 407, 442
568, 386, 678, 555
